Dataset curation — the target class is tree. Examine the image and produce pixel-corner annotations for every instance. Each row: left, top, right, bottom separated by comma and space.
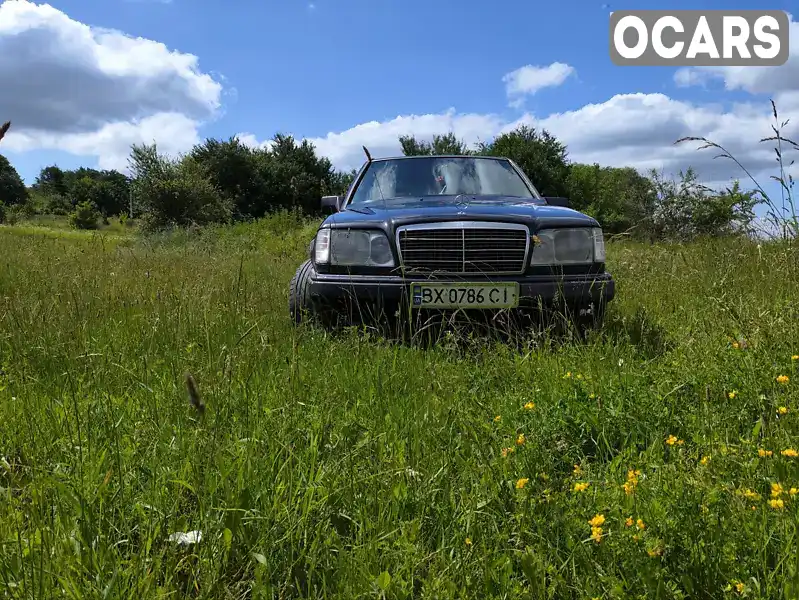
477, 125, 570, 198
129, 143, 232, 231
33, 165, 69, 197
70, 200, 101, 230
32, 165, 130, 217
0, 154, 28, 206
566, 163, 657, 236
190, 137, 267, 219
399, 133, 472, 156
263, 133, 342, 215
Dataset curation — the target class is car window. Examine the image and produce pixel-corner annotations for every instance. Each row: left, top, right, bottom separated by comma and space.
349, 157, 538, 204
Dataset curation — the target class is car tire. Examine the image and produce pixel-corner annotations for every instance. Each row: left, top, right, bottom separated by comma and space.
289, 259, 325, 326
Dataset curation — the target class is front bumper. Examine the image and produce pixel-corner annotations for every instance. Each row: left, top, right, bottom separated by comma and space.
308, 271, 615, 308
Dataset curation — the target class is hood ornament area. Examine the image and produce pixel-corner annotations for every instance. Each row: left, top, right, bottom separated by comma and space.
454, 194, 471, 215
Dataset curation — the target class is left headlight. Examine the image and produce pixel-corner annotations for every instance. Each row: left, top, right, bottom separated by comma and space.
531, 227, 605, 265
314, 228, 395, 267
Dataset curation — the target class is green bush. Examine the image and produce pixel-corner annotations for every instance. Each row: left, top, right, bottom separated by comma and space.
46, 194, 74, 215
69, 200, 101, 230
129, 144, 232, 231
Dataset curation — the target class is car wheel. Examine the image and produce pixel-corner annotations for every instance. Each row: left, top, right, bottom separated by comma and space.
289, 259, 327, 326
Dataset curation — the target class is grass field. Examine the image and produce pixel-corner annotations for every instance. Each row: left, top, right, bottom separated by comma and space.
1, 215, 798, 599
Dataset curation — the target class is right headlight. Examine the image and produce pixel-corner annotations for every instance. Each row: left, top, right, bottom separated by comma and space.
314, 228, 395, 267
531, 227, 605, 265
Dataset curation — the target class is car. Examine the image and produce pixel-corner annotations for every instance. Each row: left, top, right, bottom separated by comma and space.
289, 152, 615, 334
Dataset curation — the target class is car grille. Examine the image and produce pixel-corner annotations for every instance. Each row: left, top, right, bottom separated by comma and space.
397, 223, 529, 274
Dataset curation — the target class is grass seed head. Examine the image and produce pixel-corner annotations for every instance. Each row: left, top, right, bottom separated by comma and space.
185, 372, 205, 415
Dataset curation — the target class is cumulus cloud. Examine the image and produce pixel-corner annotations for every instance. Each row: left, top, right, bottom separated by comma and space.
674, 14, 798, 95
275, 92, 796, 189
502, 62, 575, 107
0, 0, 223, 169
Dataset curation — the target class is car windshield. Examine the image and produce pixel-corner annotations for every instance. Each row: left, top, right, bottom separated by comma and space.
349, 156, 539, 204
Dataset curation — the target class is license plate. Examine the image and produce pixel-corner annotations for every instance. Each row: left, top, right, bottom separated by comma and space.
410, 282, 519, 309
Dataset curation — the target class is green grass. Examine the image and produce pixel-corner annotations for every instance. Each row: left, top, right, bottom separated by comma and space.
1, 216, 798, 599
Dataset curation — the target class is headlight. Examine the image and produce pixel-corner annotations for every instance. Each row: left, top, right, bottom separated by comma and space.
314, 228, 395, 267
531, 227, 605, 265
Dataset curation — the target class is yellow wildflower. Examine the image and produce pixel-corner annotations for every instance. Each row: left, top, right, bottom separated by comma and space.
647, 547, 662, 557
728, 390, 737, 399
573, 482, 590, 492
465, 537, 472, 546
751, 505, 757, 511
625, 516, 634, 527
790, 488, 798, 496
515, 477, 529, 490
700, 455, 710, 465
742, 489, 761, 501
636, 519, 645, 530
771, 483, 784, 497
777, 375, 790, 385
564, 371, 572, 379
758, 448, 773, 457
588, 393, 596, 399
769, 498, 785, 509
516, 433, 525, 446
622, 469, 641, 495
778, 406, 789, 415
588, 514, 605, 527
666, 435, 684, 446
524, 401, 535, 410
782, 448, 798, 457
732, 341, 740, 349
735, 581, 745, 594
494, 415, 501, 422
792, 355, 798, 361
573, 464, 582, 476
590, 526, 603, 543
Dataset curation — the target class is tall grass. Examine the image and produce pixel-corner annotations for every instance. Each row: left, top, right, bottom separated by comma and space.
1, 214, 798, 599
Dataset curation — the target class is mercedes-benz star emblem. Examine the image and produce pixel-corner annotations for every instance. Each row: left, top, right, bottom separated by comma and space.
455, 194, 470, 215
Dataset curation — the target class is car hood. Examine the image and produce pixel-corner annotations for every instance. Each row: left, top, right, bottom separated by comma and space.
323, 195, 599, 230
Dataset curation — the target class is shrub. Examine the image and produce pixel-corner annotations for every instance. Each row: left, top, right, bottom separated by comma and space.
0, 200, 5, 224
129, 143, 232, 231
69, 200, 101, 230
46, 194, 74, 215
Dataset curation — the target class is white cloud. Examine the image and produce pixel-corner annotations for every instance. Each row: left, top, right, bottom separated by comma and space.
502, 62, 575, 107
674, 13, 798, 95
0, 0, 223, 169
257, 92, 796, 190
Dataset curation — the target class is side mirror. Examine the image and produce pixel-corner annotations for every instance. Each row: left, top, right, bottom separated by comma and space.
543, 196, 571, 208
321, 195, 342, 213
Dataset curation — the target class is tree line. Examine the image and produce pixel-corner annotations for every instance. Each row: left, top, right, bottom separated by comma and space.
0, 124, 760, 240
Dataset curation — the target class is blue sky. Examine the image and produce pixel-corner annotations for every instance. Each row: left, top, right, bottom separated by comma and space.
0, 0, 797, 224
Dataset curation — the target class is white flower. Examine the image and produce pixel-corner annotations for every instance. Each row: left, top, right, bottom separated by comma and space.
168, 530, 202, 546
